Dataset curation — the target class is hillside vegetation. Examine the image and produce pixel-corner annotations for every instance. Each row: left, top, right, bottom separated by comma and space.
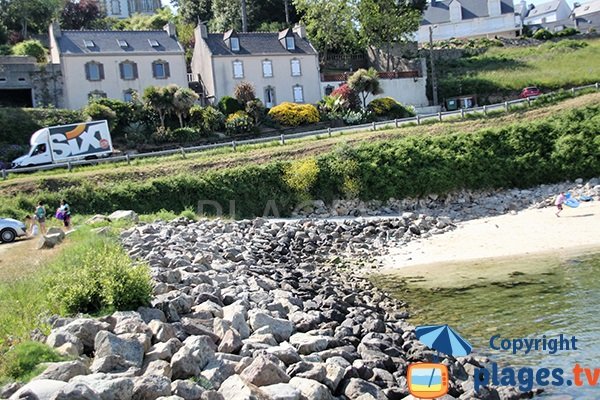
1, 93, 599, 219
439, 38, 600, 102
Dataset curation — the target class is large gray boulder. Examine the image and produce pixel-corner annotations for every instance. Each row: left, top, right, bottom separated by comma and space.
288, 333, 330, 355
132, 375, 171, 400
9, 379, 67, 400
57, 319, 111, 354
288, 377, 332, 400
170, 335, 215, 379
171, 380, 205, 400
217, 375, 268, 400
35, 360, 90, 382
260, 383, 301, 400
69, 374, 134, 400
342, 378, 387, 400
240, 355, 290, 387
49, 383, 101, 400
92, 331, 145, 373
248, 312, 294, 342
222, 304, 250, 339
109, 210, 139, 222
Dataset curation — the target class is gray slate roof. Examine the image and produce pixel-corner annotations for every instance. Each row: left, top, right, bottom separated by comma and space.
422, 0, 515, 24
57, 30, 184, 55
204, 32, 317, 56
526, 0, 562, 17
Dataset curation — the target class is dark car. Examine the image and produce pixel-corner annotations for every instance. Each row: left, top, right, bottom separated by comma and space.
519, 87, 542, 98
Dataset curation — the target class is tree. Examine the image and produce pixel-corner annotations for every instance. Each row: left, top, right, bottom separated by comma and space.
234, 81, 256, 104
173, 87, 199, 127
143, 85, 178, 128
293, 0, 360, 59
12, 39, 46, 62
4, 0, 62, 37
179, 0, 213, 25
358, 0, 424, 71
60, 0, 104, 30
210, 0, 245, 32
347, 68, 383, 108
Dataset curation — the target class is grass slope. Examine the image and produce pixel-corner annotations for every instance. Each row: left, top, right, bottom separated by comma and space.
439, 39, 600, 101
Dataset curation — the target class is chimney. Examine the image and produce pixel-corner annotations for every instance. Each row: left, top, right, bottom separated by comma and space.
163, 22, 177, 37
50, 20, 62, 38
293, 23, 306, 39
488, 0, 501, 17
196, 22, 208, 40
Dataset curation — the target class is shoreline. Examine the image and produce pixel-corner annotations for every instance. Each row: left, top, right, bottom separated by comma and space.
376, 201, 600, 287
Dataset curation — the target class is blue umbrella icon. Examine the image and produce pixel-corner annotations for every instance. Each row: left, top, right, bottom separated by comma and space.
415, 324, 472, 357
415, 325, 472, 389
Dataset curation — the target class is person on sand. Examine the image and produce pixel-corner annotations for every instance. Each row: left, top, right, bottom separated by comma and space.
34, 202, 46, 234
555, 191, 566, 217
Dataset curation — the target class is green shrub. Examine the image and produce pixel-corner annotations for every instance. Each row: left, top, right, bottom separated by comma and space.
555, 28, 579, 37
283, 158, 319, 196
89, 98, 141, 139
268, 102, 320, 126
533, 28, 554, 40
46, 236, 152, 314
0, 341, 64, 382
225, 111, 255, 136
171, 127, 199, 142
0, 44, 11, 55
367, 97, 415, 119
11, 40, 46, 62
191, 106, 225, 133
245, 99, 266, 124
0, 108, 84, 146
83, 102, 118, 131
218, 96, 243, 116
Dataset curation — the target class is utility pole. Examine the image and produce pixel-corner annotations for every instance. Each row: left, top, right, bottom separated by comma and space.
241, 0, 248, 32
429, 25, 438, 106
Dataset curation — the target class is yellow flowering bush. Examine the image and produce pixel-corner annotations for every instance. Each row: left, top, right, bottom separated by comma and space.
268, 102, 320, 127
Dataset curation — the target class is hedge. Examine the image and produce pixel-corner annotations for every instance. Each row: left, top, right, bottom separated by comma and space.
2, 104, 599, 219
0, 107, 84, 146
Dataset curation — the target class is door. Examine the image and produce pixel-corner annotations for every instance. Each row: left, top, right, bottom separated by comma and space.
264, 87, 276, 108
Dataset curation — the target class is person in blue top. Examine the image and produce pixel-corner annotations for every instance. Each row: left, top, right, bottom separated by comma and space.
59, 199, 71, 230
34, 202, 46, 234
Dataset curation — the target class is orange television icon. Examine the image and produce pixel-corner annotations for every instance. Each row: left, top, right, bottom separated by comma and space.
407, 363, 449, 399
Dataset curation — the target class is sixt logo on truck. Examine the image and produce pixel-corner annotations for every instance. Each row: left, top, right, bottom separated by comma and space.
50, 121, 112, 160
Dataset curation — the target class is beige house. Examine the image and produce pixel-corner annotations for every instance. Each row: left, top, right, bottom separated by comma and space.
190, 24, 321, 107
49, 22, 188, 110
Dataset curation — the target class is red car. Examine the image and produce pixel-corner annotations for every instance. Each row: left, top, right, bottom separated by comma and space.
519, 87, 542, 98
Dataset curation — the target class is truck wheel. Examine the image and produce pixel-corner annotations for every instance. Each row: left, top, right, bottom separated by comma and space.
0, 228, 16, 243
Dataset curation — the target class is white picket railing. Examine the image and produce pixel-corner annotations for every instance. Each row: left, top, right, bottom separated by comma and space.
2, 82, 599, 180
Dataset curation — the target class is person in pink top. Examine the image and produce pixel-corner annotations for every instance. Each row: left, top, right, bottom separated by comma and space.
555, 192, 566, 217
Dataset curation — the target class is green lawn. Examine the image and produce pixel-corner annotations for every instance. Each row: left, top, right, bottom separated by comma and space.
439, 39, 600, 102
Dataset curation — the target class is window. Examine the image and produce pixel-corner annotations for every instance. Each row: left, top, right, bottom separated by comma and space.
291, 59, 301, 76
83, 40, 95, 48
152, 60, 170, 79
111, 0, 121, 14
233, 60, 244, 79
123, 89, 136, 102
88, 90, 107, 100
85, 62, 104, 81
293, 85, 304, 103
119, 61, 138, 80
264, 86, 276, 108
32, 144, 46, 156
117, 39, 129, 48
262, 60, 273, 78
324, 85, 334, 96
285, 36, 295, 50
148, 39, 160, 47
230, 37, 240, 52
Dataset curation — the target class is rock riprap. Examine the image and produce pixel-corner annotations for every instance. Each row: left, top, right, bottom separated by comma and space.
3, 217, 539, 400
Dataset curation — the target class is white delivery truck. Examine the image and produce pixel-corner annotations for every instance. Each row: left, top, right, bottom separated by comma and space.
11, 120, 113, 168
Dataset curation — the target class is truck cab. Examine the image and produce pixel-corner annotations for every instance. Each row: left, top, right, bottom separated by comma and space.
11, 128, 53, 168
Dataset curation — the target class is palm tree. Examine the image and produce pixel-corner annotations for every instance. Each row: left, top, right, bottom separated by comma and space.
347, 68, 384, 108
173, 87, 199, 127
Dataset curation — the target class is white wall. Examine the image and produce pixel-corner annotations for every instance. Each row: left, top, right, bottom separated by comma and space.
210, 54, 322, 105
523, 0, 572, 24
320, 77, 429, 108
60, 53, 188, 109
418, 13, 519, 42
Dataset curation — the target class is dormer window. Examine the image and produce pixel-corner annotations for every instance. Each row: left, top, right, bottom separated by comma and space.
230, 37, 240, 51
148, 39, 160, 47
224, 29, 240, 52
117, 39, 129, 48
278, 28, 296, 51
83, 40, 95, 48
285, 37, 295, 50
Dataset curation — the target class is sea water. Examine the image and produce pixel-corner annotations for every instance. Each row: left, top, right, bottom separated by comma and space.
375, 253, 600, 399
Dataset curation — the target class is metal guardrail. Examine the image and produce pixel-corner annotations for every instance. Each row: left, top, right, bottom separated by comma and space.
2, 82, 599, 180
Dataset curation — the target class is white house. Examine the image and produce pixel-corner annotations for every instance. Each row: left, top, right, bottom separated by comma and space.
97, 0, 162, 19
190, 24, 322, 107
572, 0, 600, 31
418, 0, 521, 43
522, 0, 572, 25
49, 22, 188, 109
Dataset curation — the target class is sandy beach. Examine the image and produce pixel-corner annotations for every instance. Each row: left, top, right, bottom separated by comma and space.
378, 200, 600, 275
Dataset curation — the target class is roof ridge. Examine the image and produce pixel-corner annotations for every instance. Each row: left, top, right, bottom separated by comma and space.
62, 29, 166, 33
